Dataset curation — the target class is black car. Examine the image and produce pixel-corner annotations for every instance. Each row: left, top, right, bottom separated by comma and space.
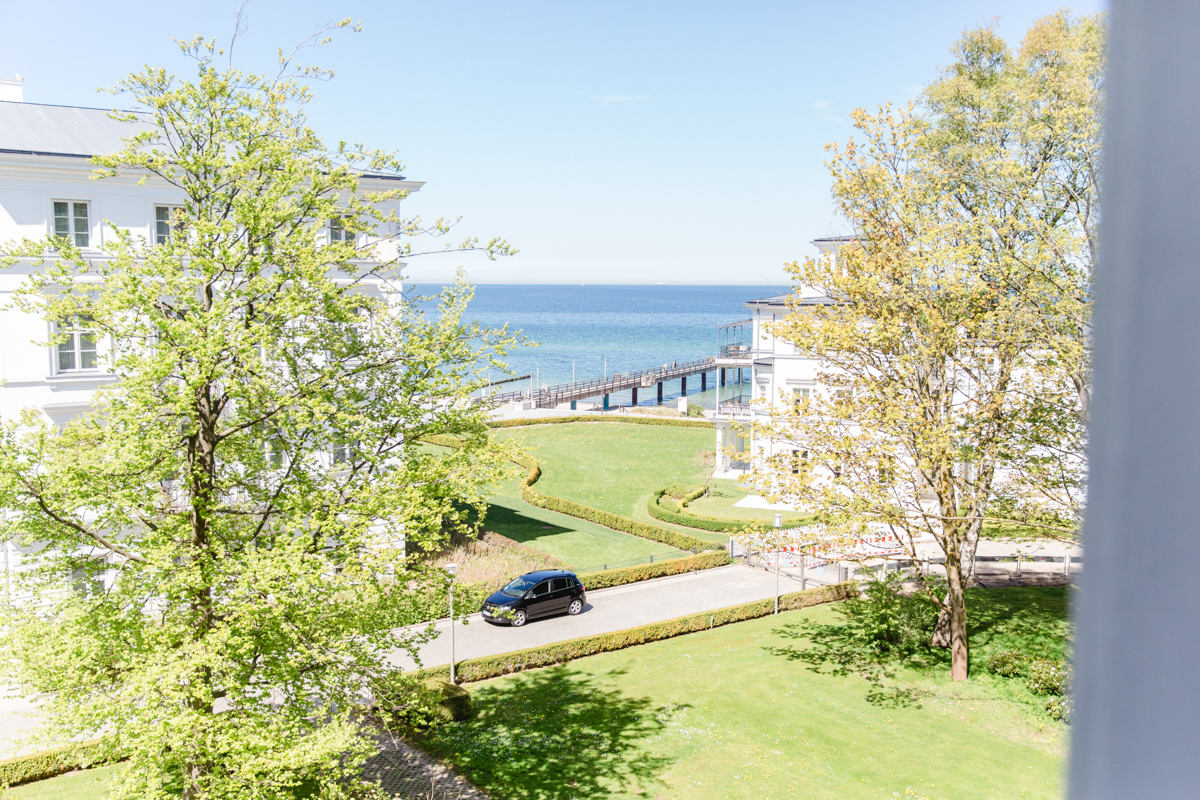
481, 569, 587, 627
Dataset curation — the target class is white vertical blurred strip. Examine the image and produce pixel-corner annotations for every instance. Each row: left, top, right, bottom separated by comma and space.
1069, 2, 1200, 797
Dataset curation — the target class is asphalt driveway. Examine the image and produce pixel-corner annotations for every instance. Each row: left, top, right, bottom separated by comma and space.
386, 563, 808, 672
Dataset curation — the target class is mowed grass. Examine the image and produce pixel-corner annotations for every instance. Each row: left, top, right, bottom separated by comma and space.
419, 587, 1070, 800
484, 466, 682, 570
5, 764, 123, 799
686, 478, 813, 525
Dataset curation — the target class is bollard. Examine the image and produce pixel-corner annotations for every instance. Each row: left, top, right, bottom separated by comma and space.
1016, 552, 1022, 577
1065, 553, 1072, 577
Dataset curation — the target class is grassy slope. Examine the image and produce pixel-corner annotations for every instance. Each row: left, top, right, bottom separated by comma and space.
5, 764, 122, 800
685, 478, 813, 525
420, 587, 1070, 800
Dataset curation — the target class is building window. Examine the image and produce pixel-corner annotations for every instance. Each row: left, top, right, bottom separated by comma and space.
329, 216, 353, 244
155, 205, 184, 245
332, 439, 360, 464
793, 387, 810, 406
53, 316, 98, 372
53, 201, 89, 247
791, 449, 809, 475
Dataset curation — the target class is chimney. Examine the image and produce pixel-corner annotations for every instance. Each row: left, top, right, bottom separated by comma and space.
0, 75, 24, 103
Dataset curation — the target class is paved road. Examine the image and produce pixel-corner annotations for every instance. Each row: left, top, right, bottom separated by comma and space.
386, 563, 807, 672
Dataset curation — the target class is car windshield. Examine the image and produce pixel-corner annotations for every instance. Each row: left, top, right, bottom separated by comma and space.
501, 576, 538, 597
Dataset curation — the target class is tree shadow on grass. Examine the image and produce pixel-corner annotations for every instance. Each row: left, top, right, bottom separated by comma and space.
482, 500, 579, 550
416, 666, 678, 800
964, 586, 1071, 660
763, 616, 932, 710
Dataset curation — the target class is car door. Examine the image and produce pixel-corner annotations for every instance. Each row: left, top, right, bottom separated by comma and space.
526, 580, 553, 618
547, 577, 572, 614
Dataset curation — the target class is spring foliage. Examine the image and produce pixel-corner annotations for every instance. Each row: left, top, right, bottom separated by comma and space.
0, 28, 516, 800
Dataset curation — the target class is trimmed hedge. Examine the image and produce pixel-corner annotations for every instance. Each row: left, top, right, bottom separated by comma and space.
416, 581, 858, 683
488, 415, 713, 430
577, 550, 731, 590
0, 739, 110, 788
647, 488, 755, 534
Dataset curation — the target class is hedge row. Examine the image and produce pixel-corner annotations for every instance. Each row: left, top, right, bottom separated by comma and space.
576, 550, 730, 590
488, 415, 714, 430
0, 739, 110, 788
521, 484, 719, 552
416, 581, 858, 683
647, 488, 756, 534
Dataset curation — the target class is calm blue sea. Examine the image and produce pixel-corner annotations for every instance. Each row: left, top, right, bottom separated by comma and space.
410, 284, 773, 409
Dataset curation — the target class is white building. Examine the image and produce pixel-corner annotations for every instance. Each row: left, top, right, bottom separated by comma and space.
0, 78, 421, 598
713, 237, 853, 475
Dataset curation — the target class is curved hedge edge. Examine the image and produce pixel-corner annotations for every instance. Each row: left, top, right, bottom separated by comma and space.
0, 739, 112, 788
488, 415, 714, 430
420, 433, 723, 554
648, 488, 755, 534
415, 581, 858, 684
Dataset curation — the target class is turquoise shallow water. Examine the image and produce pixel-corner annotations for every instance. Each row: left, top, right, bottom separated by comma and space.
411, 284, 771, 408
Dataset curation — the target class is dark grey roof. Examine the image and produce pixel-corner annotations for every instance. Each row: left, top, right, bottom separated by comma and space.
0, 101, 152, 158
0, 101, 409, 181
811, 235, 858, 243
745, 294, 838, 308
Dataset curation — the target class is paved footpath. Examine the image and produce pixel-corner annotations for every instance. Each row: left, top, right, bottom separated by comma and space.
387, 563, 808, 671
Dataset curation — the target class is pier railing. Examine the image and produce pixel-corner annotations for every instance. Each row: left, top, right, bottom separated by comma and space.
480, 356, 717, 408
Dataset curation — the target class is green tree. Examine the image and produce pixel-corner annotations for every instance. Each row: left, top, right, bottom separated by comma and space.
0, 28, 515, 799
750, 12, 1103, 681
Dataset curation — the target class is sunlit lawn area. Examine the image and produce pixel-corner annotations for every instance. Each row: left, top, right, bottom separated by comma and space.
686, 478, 813, 525
5, 764, 123, 800
493, 422, 715, 519
418, 587, 1071, 800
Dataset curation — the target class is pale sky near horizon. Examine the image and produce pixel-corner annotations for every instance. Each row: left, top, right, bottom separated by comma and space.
1, 1, 1106, 286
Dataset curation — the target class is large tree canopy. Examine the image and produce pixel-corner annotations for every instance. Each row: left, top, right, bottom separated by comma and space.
750, 12, 1103, 681
0, 28, 515, 800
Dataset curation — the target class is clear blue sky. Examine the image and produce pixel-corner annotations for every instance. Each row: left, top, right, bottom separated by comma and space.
1, 1, 1105, 285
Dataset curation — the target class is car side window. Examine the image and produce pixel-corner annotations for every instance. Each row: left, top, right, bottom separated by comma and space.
550, 577, 569, 592
531, 581, 550, 597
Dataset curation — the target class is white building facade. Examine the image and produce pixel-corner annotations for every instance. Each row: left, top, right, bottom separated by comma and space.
0, 81, 420, 598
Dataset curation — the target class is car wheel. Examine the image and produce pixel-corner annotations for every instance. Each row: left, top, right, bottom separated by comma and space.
568, 598, 583, 615
511, 609, 528, 627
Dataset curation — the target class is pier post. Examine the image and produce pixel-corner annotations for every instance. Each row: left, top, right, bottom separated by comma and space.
631, 387, 638, 406
681, 377, 687, 396
701, 371, 707, 391
657, 382, 663, 404
720, 368, 726, 387
603, 394, 610, 410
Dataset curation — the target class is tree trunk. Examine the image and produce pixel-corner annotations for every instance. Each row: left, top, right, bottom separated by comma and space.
943, 544, 969, 680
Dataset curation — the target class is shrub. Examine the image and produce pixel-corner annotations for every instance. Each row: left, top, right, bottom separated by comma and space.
373, 675, 473, 730
663, 484, 704, 502
1045, 695, 1073, 722
986, 649, 1029, 678
577, 550, 730, 589
686, 402, 704, 418
842, 571, 939, 657
647, 489, 757, 533
1026, 658, 1069, 696
0, 740, 111, 787
522, 485, 719, 551
415, 582, 858, 683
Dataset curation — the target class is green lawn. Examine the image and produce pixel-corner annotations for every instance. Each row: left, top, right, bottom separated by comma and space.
419, 587, 1070, 800
5, 764, 123, 800
685, 478, 813, 525
484, 466, 682, 571
493, 422, 715, 519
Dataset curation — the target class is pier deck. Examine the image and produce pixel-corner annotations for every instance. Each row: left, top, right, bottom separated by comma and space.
482, 357, 730, 409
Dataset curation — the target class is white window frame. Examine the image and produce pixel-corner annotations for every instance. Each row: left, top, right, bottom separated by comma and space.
52, 200, 90, 248
154, 205, 184, 245
52, 316, 100, 373
328, 215, 354, 245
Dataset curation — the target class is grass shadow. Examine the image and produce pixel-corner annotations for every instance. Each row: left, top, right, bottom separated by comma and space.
482, 500, 578, 548
416, 666, 677, 800
764, 617, 930, 709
